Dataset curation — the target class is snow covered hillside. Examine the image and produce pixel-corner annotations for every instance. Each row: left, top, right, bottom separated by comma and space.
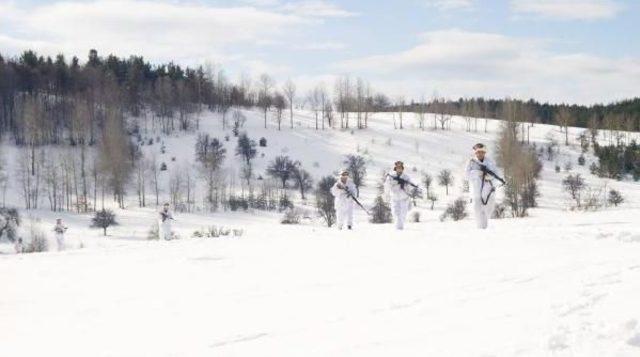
2, 109, 640, 356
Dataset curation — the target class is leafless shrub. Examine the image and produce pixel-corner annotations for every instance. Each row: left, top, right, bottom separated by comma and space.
440, 198, 468, 222
24, 222, 48, 253
147, 222, 159, 240
281, 208, 302, 225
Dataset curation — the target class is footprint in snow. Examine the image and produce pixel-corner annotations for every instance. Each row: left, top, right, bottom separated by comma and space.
617, 232, 640, 243
627, 333, 640, 348
548, 334, 569, 351
624, 319, 638, 331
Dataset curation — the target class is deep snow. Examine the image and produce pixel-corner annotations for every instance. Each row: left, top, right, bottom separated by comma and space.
1, 109, 640, 356
3, 209, 640, 356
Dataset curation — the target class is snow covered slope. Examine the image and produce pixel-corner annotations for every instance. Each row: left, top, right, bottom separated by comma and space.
1, 109, 640, 356
3, 209, 640, 356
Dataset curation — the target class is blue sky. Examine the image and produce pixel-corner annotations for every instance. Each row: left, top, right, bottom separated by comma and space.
1, 0, 639, 104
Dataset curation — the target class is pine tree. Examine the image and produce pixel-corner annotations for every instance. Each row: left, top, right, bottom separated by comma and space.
608, 189, 624, 207
369, 195, 392, 224
315, 176, 337, 227
92, 209, 117, 236
236, 133, 257, 165
343, 154, 367, 197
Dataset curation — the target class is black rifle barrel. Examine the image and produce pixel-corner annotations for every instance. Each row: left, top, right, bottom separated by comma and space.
340, 186, 371, 215
472, 159, 506, 184
386, 173, 419, 188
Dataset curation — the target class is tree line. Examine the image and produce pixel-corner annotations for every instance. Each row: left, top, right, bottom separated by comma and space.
0, 49, 637, 219
2, 49, 639, 145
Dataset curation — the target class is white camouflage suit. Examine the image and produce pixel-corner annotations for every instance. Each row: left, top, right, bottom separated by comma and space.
54, 222, 67, 251
465, 157, 499, 229
159, 209, 173, 240
330, 178, 357, 229
384, 171, 413, 230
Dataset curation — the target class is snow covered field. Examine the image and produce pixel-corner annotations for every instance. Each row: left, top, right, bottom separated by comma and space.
2, 110, 640, 356
3, 209, 640, 356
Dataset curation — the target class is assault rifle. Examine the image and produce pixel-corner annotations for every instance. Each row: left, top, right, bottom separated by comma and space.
471, 159, 506, 185
338, 185, 371, 216
386, 173, 422, 199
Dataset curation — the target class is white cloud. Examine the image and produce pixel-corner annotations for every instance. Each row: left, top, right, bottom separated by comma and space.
424, 0, 475, 11
0, 34, 60, 55
26, 1, 304, 61
510, 0, 621, 20
241, 0, 357, 17
239, 58, 292, 78
287, 73, 338, 97
280, 1, 357, 17
0, 0, 357, 74
0, 0, 311, 65
338, 30, 540, 76
295, 41, 346, 51
335, 29, 640, 104
239, 0, 282, 6
0, 2, 22, 30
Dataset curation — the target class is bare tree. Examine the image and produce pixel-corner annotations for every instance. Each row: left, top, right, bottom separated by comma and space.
334, 75, 352, 129
319, 85, 329, 129
135, 155, 148, 207
396, 95, 405, 130
195, 134, 226, 210
70, 99, 91, 145
308, 87, 321, 130
219, 86, 232, 130
0, 152, 8, 207
496, 121, 542, 217
416, 95, 426, 130
422, 173, 433, 195
355, 77, 366, 129
363, 81, 372, 128
184, 168, 195, 212
463, 100, 473, 132
148, 154, 161, 206
283, 79, 296, 129
43, 153, 61, 211
267, 155, 295, 189
291, 162, 313, 200
169, 170, 184, 208
555, 107, 575, 146
432, 95, 451, 130
438, 169, 453, 196
273, 92, 286, 131
588, 114, 600, 147
324, 100, 334, 129
562, 174, 585, 208
98, 107, 133, 209
258, 74, 274, 129
231, 109, 246, 137
16, 148, 42, 209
